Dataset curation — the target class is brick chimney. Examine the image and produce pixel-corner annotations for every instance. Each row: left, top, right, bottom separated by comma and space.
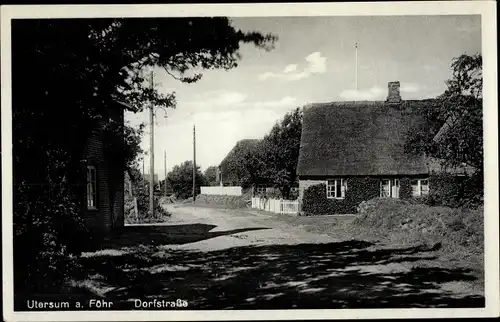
386, 81, 401, 103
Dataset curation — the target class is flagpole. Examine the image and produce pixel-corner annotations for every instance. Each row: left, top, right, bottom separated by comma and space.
355, 42, 359, 91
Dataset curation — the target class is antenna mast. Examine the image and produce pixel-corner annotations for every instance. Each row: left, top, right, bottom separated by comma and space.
355, 42, 359, 91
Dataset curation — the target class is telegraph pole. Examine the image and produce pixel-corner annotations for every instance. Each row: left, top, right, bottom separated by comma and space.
149, 71, 155, 217
164, 150, 167, 197
192, 124, 196, 203
142, 156, 145, 190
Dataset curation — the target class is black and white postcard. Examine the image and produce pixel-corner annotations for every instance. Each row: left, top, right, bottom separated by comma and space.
1, 2, 498, 321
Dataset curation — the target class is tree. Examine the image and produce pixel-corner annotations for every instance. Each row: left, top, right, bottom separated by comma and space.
167, 161, 208, 199
13, 18, 276, 186
405, 54, 483, 203
12, 18, 276, 292
405, 54, 482, 172
204, 166, 219, 186
260, 108, 303, 199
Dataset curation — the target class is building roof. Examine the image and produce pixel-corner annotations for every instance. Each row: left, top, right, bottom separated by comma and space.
219, 139, 260, 184
219, 139, 260, 167
297, 100, 437, 177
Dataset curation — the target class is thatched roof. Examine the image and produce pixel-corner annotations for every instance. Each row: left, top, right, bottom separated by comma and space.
219, 139, 260, 184
297, 100, 437, 177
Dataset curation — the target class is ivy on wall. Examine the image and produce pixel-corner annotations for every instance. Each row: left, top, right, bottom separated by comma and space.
302, 172, 481, 216
302, 177, 379, 215
399, 177, 413, 200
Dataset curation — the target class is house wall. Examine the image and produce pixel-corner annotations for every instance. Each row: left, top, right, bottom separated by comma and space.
299, 175, 431, 202
84, 131, 113, 233
112, 182, 124, 230
83, 104, 125, 233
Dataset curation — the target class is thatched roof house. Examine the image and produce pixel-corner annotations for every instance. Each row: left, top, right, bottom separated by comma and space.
218, 139, 260, 186
297, 81, 457, 202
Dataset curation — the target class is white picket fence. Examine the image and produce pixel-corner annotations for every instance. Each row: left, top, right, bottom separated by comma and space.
251, 197, 300, 215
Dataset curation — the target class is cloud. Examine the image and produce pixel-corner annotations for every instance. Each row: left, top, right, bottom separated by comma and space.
257, 72, 277, 81
283, 64, 298, 73
258, 52, 328, 82
339, 82, 426, 101
305, 52, 327, 74
339, 87, 385, 101
185, 91, 247, 110
184, 91, 298, 115
423, 65, 436, 72
214, 92, 247, 105
400, 82, 421, 93
202, 91, 247, 106
254, 96, 297, 109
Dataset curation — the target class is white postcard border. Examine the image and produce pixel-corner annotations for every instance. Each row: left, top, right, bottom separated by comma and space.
2, 2, 498, 321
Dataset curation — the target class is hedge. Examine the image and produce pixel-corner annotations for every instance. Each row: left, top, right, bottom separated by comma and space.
302, 177, 379, 215
125, 188, 170, 224
14, 184, 89, 293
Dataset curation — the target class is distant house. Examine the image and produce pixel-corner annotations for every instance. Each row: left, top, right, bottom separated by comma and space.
296, 81, 473, 203
82, 99, 126, 234
218, 139, 260, 186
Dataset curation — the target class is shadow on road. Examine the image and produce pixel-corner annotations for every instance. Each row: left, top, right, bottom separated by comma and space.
95, 224, 271, 249
71, 237, 484, 310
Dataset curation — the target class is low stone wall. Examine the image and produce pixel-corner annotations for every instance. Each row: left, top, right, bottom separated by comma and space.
196, 194, 249, 208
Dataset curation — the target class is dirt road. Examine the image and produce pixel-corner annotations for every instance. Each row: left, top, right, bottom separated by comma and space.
159, 204, 338, 252
67, 203, 484, 310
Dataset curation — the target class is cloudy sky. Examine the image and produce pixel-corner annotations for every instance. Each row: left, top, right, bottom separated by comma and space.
125, 15, 481, 176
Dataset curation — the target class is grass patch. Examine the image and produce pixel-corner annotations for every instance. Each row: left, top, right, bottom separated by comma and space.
351, 198, 483, 263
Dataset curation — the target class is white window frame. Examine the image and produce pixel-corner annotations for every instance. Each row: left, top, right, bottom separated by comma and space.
380, 179, 391, 198
86, 165, 97, 210
380, 179, 400, 198
326, 179, 346, 199
411, 178, 429, 197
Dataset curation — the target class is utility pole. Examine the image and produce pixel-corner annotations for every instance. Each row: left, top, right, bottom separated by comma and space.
164, 150, 167, 197
355, 42, 359, 91
149, 71, 155, 217
192, 124, 196, 203
142, 156, 145, 190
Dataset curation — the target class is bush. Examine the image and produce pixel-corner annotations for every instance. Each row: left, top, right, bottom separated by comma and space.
302, 178, 379, 216
424, 172, 482, 208
125, 188, 171, 224
289, 188, 299, 200
14, 184, 89, 293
